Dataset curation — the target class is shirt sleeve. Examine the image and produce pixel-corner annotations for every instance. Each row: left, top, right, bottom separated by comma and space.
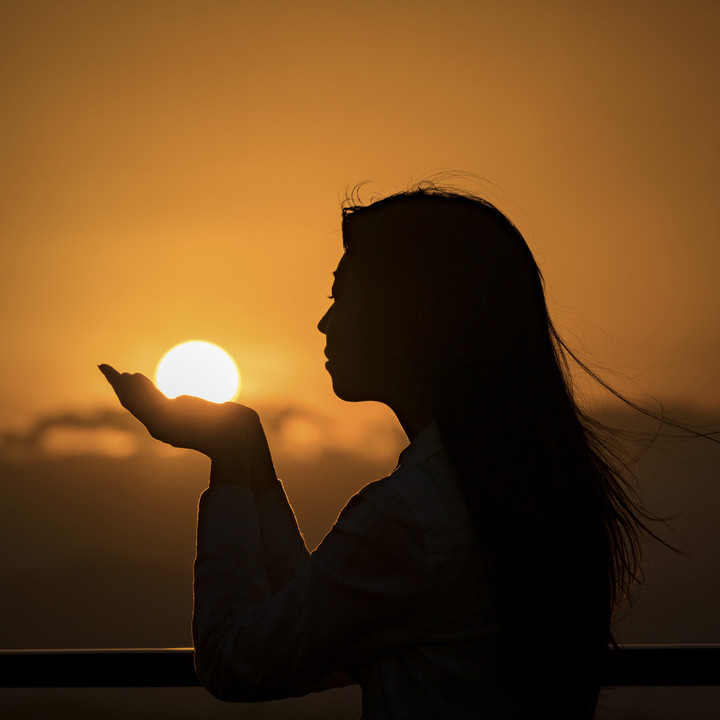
253, 482, 310, 592
192, 478, 429, 702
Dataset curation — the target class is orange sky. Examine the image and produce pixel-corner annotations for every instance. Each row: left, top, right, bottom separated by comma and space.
2, 8, 720, 716
1, 0, 719, 432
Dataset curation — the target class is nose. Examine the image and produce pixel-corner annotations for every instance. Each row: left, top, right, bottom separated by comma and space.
317, 307, 331, 334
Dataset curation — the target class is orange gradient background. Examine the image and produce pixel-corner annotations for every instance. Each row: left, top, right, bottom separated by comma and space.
1, 1, 719, 430
1, 2, 719, 718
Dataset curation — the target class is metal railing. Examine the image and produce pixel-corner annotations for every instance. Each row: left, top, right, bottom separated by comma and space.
0, 645, 718, 688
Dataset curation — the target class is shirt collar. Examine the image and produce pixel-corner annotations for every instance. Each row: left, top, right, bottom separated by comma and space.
398, 422, 445, 465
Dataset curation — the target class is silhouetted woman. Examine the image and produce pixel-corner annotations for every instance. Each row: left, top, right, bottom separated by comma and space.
101, 186, 655, 719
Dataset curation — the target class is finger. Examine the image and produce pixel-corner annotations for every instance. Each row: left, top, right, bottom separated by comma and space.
98, 364, 132, 402
98, 364, 121, 386
119, 373, 164, 413
99, 365, 142, 400
100, 367, 164, 419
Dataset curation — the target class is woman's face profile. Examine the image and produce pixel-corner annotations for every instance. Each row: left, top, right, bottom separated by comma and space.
317, 253, 397, 404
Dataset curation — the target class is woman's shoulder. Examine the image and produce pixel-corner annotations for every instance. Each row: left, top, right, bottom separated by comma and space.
351, 458, 475, 551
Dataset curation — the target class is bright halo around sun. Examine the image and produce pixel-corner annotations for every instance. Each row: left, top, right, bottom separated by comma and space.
155, 341, 240, 403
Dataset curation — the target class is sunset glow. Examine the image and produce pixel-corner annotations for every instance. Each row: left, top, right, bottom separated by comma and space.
2, 4, 720, 717
155, 341, 240, 403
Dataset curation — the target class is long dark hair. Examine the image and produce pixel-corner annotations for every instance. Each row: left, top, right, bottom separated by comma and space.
341, 185, 691, 714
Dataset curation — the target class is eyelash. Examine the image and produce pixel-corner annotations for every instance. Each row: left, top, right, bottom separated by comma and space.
327, 294, 335, 300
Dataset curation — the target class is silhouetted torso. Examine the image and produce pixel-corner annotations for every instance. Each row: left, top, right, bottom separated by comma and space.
192, 424, 597, 718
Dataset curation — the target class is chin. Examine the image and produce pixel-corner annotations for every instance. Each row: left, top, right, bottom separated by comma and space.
330, 379, 367, 403
327, 372, 377, 404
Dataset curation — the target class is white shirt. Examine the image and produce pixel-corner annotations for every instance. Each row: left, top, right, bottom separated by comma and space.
192, 424, 521, 718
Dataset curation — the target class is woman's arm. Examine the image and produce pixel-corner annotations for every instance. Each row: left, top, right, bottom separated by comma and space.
99, 366, 424, 699
99, 364, 278, 494
192, 480, 427, 701
99, 366, 311, 588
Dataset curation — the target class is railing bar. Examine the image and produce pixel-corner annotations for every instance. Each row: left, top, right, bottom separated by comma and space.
0, 645, 718, 688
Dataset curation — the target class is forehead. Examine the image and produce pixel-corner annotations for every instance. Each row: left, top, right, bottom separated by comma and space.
331, 253, 351, 286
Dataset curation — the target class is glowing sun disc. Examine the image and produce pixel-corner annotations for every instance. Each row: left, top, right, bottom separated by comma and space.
155, 341, 240, 403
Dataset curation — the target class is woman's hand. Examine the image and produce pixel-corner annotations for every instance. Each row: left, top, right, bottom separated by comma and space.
98, 364, 277, 492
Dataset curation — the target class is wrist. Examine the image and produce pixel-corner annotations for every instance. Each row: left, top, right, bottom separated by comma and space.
209, 456, 246, 487
209, 456, 278, 496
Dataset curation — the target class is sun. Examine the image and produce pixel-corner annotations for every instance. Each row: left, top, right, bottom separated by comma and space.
155, 341, 240, 403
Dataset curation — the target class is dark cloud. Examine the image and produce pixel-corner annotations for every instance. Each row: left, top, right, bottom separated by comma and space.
0, 402, 407, 465
0, 408, 140, 447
